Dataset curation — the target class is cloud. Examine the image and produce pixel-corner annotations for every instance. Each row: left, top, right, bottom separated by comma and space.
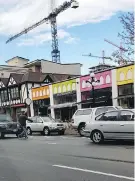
0, 0, 133, 45
18, 29, 74, 46
64, 37, 80, 44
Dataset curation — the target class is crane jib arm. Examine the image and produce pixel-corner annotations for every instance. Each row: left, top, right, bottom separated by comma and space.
6, 0, 75, 43
6, 17, 49, 43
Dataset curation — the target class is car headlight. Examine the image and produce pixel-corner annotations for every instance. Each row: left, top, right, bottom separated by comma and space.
49, 125, 57, 129
0, 124, 7, 128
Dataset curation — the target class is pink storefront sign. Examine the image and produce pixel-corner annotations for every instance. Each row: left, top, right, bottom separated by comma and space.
80, 70, 112, 92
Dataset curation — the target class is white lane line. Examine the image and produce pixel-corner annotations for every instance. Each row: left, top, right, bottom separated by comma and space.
47, 142, 57, 145
53, 165, 135, 180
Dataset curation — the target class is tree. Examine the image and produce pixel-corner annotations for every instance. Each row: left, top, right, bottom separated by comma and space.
112, 12, 134, 64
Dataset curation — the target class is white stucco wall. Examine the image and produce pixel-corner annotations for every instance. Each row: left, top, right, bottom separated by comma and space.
112, 69, 118, 106
49, 84, 55, 119
76, 78, 81, 109
41, 60, 81, 75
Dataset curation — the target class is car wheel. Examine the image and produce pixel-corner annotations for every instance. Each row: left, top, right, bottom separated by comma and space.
27, 128, 32, 135
78, 124, 85, 137
43, 127, 50, 136
91, 130, 104, 144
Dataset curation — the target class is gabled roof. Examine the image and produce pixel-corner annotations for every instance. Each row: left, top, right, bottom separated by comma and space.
21, 72, 46, 83
0, 78, 8, 86
8, 73, 24, 86
6, 56, 29, 63
21, 72, 77, 83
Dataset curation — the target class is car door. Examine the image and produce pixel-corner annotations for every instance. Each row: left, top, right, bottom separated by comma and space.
36, 117, 44, 131
96, 111, 119, 139
119, 110, 134, 140
28, 117, 38, 131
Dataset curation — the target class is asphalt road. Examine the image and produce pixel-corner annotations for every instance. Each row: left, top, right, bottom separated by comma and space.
0, 135, 134, 181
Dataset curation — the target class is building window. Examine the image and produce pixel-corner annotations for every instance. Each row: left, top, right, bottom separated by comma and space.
118, 84, 133, 96
9, 87, 19, 100
0, 90, 8, 102
54, 92, 77, 105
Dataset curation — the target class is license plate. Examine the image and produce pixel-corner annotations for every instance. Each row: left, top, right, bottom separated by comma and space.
59, 128, 63, 130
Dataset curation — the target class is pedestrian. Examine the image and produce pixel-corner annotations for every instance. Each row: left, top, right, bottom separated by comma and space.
18, 111, 33, 138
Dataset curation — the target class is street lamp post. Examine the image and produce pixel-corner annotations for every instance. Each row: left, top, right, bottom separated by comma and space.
86, 73, 100, 108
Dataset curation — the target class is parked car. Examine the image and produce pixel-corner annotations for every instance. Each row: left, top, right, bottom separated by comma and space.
71, 106, 122, 136
26, 116, 66, 136
84, 109, 134, 144
0, 114, 21, 139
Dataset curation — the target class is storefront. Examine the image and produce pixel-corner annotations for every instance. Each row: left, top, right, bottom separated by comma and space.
32, 85, 50, 116
116, 64, 134, 108
51, 79, 77, 121
80, 70, 113, 108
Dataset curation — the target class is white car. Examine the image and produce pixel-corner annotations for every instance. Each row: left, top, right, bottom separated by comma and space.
26, 116, 65, 136
84, 109, 134, 144
71, 106, 122, 136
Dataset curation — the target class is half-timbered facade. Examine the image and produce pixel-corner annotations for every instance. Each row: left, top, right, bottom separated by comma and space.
0, 78, 9, 113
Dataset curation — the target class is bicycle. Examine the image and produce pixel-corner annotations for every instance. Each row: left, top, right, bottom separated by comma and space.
17, 125, 28, 140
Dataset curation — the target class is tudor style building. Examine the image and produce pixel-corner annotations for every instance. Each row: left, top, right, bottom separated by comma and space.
0, 71, 77, 120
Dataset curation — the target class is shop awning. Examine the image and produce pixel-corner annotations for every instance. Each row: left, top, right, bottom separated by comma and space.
48, 102, 76, 109
114, 94, 134, 99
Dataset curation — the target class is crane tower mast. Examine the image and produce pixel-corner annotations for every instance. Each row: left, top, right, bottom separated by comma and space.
6, 0, 79, 63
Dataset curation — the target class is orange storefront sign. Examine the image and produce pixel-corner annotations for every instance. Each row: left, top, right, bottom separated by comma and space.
32, 86, 50, 101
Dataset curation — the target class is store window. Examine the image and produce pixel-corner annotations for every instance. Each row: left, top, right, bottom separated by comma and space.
54, 92, 77, 105
118, 84, 133, 96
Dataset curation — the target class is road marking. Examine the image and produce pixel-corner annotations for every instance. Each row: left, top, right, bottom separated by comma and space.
47, 142, 57, 145
53, 165, 135, 180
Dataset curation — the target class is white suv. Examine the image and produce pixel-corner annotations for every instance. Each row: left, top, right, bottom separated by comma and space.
71, 106, 122, 136
26, 116, 65, 136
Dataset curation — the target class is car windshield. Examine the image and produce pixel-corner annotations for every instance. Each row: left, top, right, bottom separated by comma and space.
41, 117, 56, 122
0, 114, 12, 122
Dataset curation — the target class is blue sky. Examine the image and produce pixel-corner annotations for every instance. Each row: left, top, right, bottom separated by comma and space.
0, 0, 133, 74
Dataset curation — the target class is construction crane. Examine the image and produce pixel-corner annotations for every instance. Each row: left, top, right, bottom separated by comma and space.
82, 50, 112, 64
104, 39, 129, 65
6, 0, 79, 63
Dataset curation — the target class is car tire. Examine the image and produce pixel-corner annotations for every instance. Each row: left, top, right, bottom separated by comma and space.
27, 127, 32, 135
59, 130, 65, 135
78, 124, 85, 137
43, 127, 50, 136
91, 130, 104, 144
0, 132, 5, 139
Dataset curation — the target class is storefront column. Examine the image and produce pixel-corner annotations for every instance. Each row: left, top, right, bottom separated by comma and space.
49, 84, 55, 119
112, 69, 118, 106
76, 78, 81, 109
28, 84, 34, 117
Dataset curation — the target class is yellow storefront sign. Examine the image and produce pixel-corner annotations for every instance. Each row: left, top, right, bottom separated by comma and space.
116, 65, 134, 85
32, 86, 50, 101
52, 79, 76, 94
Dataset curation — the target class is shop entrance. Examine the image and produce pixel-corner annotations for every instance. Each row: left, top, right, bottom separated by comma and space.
55, 106, 77, 122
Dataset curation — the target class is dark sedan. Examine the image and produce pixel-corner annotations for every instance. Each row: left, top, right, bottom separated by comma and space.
0, 114, 21, 138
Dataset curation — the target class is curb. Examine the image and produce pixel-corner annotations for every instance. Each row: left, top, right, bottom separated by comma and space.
64, 154, 134, 164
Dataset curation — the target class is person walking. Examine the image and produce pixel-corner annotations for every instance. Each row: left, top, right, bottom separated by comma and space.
18, 111, 33, 138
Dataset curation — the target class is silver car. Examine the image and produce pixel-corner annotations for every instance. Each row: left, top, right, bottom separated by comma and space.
84, 109, 134, 144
